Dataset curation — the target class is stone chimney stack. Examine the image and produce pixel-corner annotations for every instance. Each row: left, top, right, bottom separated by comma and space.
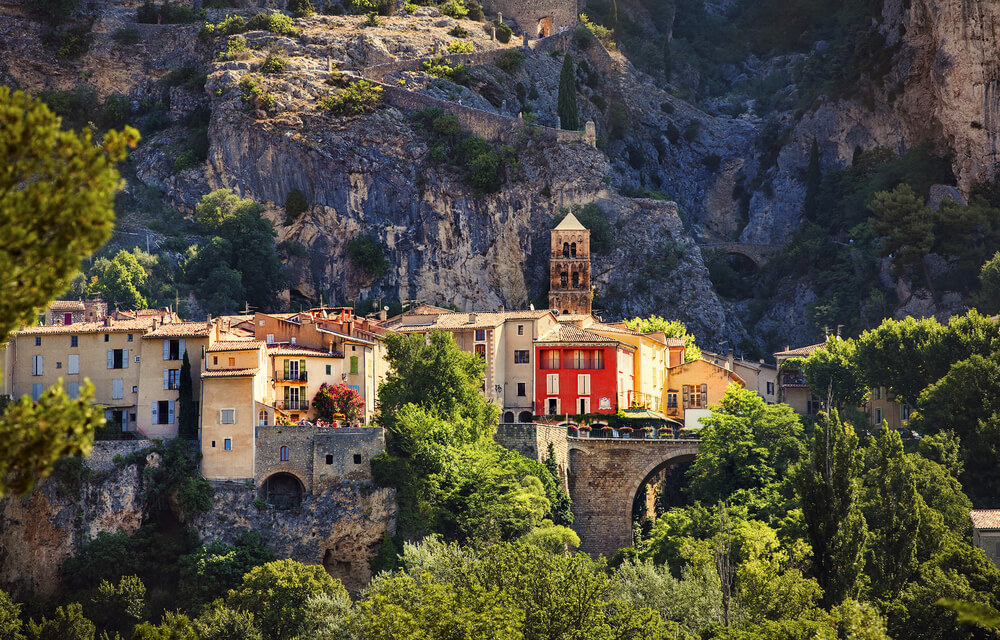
469, 312, 477, 324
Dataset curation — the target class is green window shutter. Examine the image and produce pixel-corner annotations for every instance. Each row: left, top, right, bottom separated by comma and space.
284, 386, 289, 406
300, 359, 306, 373
283, 359, 289, 378
350, 356, 358, 374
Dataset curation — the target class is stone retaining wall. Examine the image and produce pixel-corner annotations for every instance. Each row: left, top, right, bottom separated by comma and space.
495, 422, 569, 488
254, 425, 385, 492
86, 440, 154, 472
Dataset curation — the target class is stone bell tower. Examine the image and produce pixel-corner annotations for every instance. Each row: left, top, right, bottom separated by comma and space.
548, 211, 592, 315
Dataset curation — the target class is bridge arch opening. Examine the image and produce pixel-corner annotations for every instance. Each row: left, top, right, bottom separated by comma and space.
261, 472, 305, 509
628, 455, 696, 540
704, 249, 759, 300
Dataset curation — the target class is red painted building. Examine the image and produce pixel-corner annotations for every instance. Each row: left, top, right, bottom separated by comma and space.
534, 323, 635, 416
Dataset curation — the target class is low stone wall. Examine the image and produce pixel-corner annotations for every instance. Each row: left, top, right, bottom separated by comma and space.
362, 48, 516, 83
86, 440, 155, 472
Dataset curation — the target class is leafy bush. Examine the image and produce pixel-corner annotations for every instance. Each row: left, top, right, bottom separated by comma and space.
464, 0, 483, 20
579, 13, 615, 49
317, 79, 383, 116
160, 65, 207, 91
245, 11, 297, 35
287, 0, 315, 16
260, 51, 287, 74
447, 39, 473, 54
136, 0, 201, 23
493, 19, 512, 43
239, 75, 275, 111
496, 49, 525, 73
448, 24, 469, 37
412, 108, 518, 194
43, 25, 92, 60
421, 57, 467, 83
284, 188, 308, 222
665, 121, 680, 144
29, 0, 79, 23
199, 14, 246, 38
101, 93, 132, 129
174, 150, 199, 172
404, 2, 417, 13
683, 120, 701, 141
345, 234, 388, 278
350, 0, 393, 15
438, 0, 467, 18
363, 11, 381, 26
312, 382, 365, 423
217, 35, 251, 61
112, 27, 140, 45
38, 85, 100, 131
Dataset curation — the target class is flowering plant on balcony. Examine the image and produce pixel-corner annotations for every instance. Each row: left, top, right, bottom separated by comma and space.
313, 383, 364, 424
619, 425, 633, 433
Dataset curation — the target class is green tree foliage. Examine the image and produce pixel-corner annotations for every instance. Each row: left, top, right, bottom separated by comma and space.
861, 429, 919, 600
612, 556, 723, 635
412, 109, 519, 194
93, 250, 148, 310
130, 612, 197, 640
26, 603, 95, 640
0, 382, 104, 496
184, 189, 284, 314
86, 575, 146, 638
557, 54, 579, 131
0, 87, 137, 340
287, 593, 356, 640
868, 184, 936, 298
312, 383, 364, 424
344, 234, 388, 279
976, 251, 1000, 314
623, 315, 701, 362
520, 520, 580, 553
686, 386, 804, 513
284, 188, 308, 222
177, 352, 197, 440
177, 531, 275, 613
853, 315, 944, 406
0, 589, 24, 640
225, 559, 349, 640
191, 604, 260, 640
795, 410, 867, 607
801, 336, 867, 407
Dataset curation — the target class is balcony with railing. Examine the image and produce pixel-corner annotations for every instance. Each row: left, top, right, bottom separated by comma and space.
274, 400, 310, 411
274, 371, 308, 383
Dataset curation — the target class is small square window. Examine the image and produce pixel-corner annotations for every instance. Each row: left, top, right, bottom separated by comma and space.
104, 334, 110, 342
326, 365, 331, 375
352, 345, 356, 352
70, 335, 78, 347
517, 325, 524, 336
56, 362, 62, 369
221, 409, 235, 424
326, 454, 333, 465
127, 334, 134, 342
213, 356, 218, 365
475, 329, 485, 341
353, 454, 362, 464
34, 337, 41, 346
211, 440, 216, 448
132, 386, 138, 393
228, 357, 236, 367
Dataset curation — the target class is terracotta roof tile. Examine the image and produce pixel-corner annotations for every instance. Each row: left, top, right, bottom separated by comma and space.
775, 343, 826, 357
267, 345, 340, 357
202, 367, 259, 378
13, 319, 155, 336
207, 340, 264, 353
971, 510, 1000, 529
47, 301, 86, 311
143, 322, 213, 338
536, 323, 629, 345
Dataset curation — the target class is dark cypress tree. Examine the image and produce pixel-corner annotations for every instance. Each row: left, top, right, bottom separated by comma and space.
804, 137, 821, 219
178, 350, 197, 440
557, 53, 579, 131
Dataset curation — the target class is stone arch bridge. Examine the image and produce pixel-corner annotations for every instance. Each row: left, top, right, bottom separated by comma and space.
495, 424, 700, 555
697, 242, 784, 267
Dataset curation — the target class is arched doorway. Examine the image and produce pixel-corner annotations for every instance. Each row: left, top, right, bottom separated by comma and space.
537, 16, 553, 38
503, 411, 515, 423
261, 472, 305, 509
518, 410, 533, 423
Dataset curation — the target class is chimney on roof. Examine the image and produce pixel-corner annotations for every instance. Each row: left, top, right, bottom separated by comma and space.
378, 308, 387, 322
498, 305, 504, 312
469, 312, 477, 324
206, 314, 212, 326
785, 345, 789, 351
104, 316, 113, 327
726, 351, 734, 371
152, 317, 159, 330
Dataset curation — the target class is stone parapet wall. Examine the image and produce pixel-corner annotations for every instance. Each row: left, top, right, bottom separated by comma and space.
255, 425, 385, 492
86, 440, 155, 472
495, 422, 569, 487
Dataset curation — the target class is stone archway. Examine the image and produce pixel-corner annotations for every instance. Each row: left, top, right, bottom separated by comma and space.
261, 472, 305, 509
503, 411, 515, 423
537, 16, 553, 37
567, 439, 700, 555
518, 410, 533, 423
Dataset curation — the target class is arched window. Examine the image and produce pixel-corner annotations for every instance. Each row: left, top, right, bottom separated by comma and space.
280, 445, 289, 462
562, 242, 570, 257
518, 410, 533, 423
258, 410, 268, 426
570, 242, 577, 257
503, 411, 515, 423
560, 272, 568, 287
572, 272, 580, 287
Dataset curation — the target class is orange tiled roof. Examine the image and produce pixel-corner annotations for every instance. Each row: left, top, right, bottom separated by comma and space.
207, 340, 264, 353
267, 345, 340, 357
202, 367, 259, 378
536, 323, 631, 346
13, 318, 155, 336
970, 510, 1000, 529
48, 300, 86, 311
143, 322, 213, 338
394, 310, 552, 331
775, 343, 826, 357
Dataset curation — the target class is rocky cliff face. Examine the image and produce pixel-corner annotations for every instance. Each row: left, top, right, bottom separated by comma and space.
0, 443, 396, 600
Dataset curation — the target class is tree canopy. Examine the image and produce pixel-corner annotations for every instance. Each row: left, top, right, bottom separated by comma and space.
623, 315, 701, 362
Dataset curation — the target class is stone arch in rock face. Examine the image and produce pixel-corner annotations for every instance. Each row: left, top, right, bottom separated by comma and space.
261, 471, 305, 509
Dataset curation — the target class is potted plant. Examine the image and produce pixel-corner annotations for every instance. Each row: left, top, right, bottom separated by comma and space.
642, 425, 656, 439
578, 424, 591, 438
658, 426, 673, 439
619, 426, 633, 439
567, 424, 579, 437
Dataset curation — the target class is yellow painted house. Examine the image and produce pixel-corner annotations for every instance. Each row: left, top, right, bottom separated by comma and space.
664, 358, 745, 429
